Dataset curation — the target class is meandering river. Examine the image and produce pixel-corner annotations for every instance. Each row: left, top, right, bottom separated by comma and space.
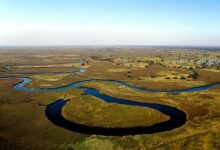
2, 63, 220, 135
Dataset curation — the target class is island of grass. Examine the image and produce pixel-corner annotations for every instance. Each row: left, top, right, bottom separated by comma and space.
62, 96, 169, 128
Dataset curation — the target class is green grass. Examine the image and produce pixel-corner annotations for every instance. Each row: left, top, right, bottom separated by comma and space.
63, 96, 169, 128
0, 79, 88, 150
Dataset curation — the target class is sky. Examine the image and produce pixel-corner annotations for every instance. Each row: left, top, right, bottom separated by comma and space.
0, 0, 220, 46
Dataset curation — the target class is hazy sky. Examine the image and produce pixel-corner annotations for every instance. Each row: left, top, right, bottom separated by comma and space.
0, 0, 220, 46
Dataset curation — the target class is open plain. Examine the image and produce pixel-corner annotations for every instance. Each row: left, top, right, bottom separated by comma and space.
0, 47, 220, 150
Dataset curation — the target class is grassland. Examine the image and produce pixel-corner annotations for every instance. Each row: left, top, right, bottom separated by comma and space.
63, 96, 169, 128
0, 47, 220, 150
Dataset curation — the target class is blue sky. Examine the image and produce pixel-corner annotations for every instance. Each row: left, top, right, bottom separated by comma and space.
0, 0, 220, 46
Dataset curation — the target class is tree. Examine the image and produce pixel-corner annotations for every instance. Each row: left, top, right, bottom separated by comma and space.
188, 70, 199, 79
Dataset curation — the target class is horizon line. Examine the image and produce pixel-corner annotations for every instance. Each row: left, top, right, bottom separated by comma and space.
0, 45, 220, 49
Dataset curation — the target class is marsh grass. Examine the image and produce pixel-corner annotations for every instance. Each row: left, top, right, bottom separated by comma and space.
63, 96, 169, 128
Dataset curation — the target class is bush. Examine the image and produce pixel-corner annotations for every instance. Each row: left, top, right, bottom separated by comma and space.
180, 76, 186, 80
188, 70, 199, 79
127, 75, 132, 78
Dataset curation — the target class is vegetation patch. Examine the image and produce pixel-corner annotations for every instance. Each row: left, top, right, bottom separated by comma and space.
63, 96, 169, 128
107, 68, 128, 72
31, 74, 69, 81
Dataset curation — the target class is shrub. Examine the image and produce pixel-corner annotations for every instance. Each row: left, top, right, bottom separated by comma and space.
180, 76, 186, 80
